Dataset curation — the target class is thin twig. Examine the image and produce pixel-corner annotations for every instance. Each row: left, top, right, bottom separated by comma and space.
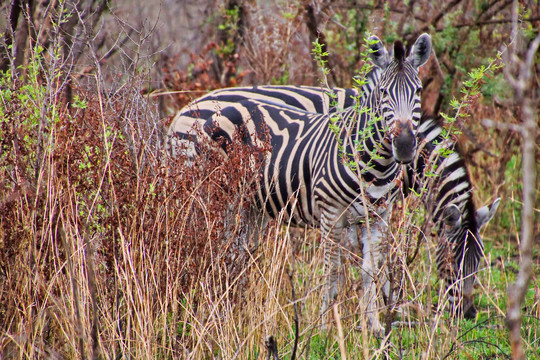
333, 303, 347, 360
286, 269, 299, 360
58, 222, 86, 360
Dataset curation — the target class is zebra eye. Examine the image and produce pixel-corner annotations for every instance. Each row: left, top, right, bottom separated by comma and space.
415, 88, 422, 96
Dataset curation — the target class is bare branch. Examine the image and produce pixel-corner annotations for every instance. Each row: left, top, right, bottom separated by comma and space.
482, 118, 523, 134
503, 3, 539, 357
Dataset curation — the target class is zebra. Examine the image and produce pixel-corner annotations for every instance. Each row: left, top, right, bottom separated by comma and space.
168, 84, 500, 323
405, 115, 500, 319
167, 33, 433, 335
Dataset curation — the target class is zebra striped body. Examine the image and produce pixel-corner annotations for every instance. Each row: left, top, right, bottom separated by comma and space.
166, 82, 376, 158
166, 85, 356, 158
212, 100, 400, 225
194, 97, 403, 334
169, 78, 500, 321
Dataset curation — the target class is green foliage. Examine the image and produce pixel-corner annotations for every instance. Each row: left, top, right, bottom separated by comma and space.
271, 69, 290, 85
351, 36, 376, 96
0, 44, 64, 181
312, 35, 385, 178
440, 51, 504, 138
311, 38, 330, 78
217, 5, 241, 57
347, 36, 384, 176
521, 4, 540, 40
72, 94, 87, 109
498, 154, 523, 232
481, 72, 511, 101
325, 8, 370, 70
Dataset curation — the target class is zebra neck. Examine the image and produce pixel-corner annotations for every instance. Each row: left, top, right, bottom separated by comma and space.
415, 118, 477, 234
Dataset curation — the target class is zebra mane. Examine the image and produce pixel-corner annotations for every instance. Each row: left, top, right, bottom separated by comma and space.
393, 40, 406, 62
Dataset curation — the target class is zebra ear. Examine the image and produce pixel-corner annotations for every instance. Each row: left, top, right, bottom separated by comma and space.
368, 35, 390, 69
408, 33, 432, 68
443, 204, 462, 229
476, 198, 501, 229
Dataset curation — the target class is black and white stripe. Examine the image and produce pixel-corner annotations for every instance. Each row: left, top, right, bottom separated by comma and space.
166, 80, 376, 157
169, 81, 500, 320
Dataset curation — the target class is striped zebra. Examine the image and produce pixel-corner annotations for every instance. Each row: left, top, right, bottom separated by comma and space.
169, 34, 437, 334
169, 90, 499, 321
166, 84, 373, 159
167, 77, 501, 327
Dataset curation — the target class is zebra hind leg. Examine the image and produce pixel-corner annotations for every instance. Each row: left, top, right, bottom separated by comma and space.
321, 231, 343, 326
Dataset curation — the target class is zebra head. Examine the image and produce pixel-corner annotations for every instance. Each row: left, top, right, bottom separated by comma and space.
368, 33, 432, 164
440, 198, 501, 318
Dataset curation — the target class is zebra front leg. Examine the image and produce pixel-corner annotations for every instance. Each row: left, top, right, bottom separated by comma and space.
359, 218, 389, 337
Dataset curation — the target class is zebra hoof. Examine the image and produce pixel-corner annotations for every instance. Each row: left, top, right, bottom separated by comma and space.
463, 305, 477, 319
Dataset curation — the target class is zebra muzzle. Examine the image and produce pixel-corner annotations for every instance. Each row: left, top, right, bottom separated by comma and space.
392, 123, 416, 164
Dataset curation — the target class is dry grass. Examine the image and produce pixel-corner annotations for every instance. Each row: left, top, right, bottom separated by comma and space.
2, 127, 535, 358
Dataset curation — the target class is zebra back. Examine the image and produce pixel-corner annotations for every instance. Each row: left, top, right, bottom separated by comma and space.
166, 68, 382, 157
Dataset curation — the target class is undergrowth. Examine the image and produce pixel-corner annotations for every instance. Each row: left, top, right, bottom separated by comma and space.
1, 1, 539, 359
